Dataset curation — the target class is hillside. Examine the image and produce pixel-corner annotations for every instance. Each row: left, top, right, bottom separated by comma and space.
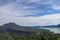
0, 22, 60, 40
34, 24, 60, 28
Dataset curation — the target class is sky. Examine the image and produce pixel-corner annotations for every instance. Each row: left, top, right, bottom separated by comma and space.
0, 0, 60, 26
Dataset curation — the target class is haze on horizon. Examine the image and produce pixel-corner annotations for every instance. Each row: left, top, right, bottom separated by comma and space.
0, 0, 60, 26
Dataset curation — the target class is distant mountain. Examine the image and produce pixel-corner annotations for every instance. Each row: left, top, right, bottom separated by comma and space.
0, 23, 60, 40
0, 22, 52, 35
34, 24, 60, 28
1, 22, 40, 32
0, 23, 35, 36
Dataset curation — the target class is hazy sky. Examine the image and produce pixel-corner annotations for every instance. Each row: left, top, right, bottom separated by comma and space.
0, 0, 60, 26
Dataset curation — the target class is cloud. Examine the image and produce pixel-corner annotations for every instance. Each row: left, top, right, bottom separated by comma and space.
0, 0, 60, 26
0, 8, 60, 26
52, 5, 60, 10
50, 0, 60, 10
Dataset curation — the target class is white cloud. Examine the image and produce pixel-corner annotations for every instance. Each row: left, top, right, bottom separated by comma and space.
28, 0, 41, 3
19, 14, 60, 26
50, 0, 60, 10
0, 7, 60, 26
0, 0, 60, 26
52, 5, 60, 10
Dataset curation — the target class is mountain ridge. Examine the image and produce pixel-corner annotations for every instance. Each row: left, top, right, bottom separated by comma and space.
0, 22, 52, 33
1, 22, 60, 28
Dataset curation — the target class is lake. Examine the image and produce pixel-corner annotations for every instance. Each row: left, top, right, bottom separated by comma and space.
42, 28, 60, 34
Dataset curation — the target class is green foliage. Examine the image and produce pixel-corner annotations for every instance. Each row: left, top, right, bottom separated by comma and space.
0, 23, 60, 40
57, 36, 60, 40
0, 31, 60, 40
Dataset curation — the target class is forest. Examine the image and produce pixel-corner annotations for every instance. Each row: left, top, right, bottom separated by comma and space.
0, 23, 60, 40
0, 30, 60, 40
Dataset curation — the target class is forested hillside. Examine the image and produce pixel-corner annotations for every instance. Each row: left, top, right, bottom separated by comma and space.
0, 23, 60, 40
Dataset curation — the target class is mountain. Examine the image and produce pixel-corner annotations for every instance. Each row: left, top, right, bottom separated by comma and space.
0, 22, 52, 35
0, 22, 60, 40
34, 24, 60, 28
43, 24, 60, 28
1, 22, 40, 32
0, 23, 36, 36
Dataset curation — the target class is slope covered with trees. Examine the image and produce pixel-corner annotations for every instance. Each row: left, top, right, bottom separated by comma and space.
0, 31, 60, 40
0, 22, 60, 40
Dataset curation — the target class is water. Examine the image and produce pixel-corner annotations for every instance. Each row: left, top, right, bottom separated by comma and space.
43, 28, 60, 34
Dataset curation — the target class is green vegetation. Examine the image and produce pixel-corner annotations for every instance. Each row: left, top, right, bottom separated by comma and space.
0, 30, 60, 40
0, 23, 60, 40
